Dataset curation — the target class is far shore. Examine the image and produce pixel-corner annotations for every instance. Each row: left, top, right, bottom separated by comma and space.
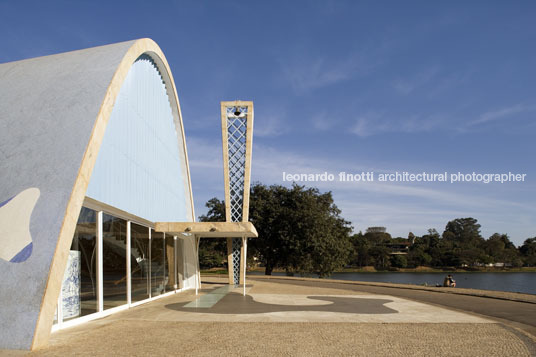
333, 266, 536, 273
201, 266, 536, 275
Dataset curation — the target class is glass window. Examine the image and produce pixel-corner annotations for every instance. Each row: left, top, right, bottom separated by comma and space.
60, 207, 98, 321
130, 223, 150, 302
150, 229, 165, 296
175, 238, 183, 289
102, 213, 127, 309
165, 234, 175, 291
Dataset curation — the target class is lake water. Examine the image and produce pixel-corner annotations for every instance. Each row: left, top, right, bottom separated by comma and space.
252, 272, 536, 295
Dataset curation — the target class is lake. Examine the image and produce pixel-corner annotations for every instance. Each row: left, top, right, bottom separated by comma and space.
252, 272, 536, 295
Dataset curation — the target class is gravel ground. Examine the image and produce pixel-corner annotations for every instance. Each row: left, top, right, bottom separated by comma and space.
29, 321, 531, 357
2, 277, 533, 356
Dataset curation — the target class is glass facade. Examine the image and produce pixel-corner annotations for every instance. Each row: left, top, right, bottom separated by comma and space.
66, 207, 98, 320
69, 207, 98, 320
165, 234, 175, 291
150, 229, 165, 297
102, 214, 127, 310
54, 205, 189, 328
175, 238, 183, 289
131, 223, 150, 302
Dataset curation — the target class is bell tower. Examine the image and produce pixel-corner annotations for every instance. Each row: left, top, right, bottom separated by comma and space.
220, 101, 254, 285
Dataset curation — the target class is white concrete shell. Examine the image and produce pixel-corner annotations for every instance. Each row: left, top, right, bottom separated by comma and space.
0, 39, 194, 350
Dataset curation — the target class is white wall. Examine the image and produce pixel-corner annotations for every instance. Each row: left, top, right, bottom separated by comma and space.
181, 235, 199, 289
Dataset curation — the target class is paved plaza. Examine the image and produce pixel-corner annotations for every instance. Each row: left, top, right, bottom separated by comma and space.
8, 277, 536, 356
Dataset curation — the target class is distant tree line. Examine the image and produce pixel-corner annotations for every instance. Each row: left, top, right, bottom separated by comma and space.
199, 183, 536, 276
351, 219, 536, 270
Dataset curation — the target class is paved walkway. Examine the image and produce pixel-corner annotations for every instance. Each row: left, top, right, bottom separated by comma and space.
253, 276, 536, 336
19, 277, 536, 356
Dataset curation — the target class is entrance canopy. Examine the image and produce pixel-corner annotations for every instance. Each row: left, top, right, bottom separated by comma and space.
154, 222, 257, 238
155, 221, 257, 296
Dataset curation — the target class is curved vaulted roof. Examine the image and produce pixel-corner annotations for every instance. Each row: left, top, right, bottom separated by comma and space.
0, 39, 194, 349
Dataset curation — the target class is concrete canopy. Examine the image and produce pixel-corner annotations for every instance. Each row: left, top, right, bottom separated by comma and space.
155, 222, 258, 238
0, 39, 193, 350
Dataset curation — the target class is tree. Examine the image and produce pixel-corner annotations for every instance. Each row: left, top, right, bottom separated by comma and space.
390, 254, 407, 268
363, 229, 392, 245
199, 198, 225, 222
520, 237, 536, 266
442, 218, 486, 266
200, 183, 353, 277
485, 233, 520, 264
368, 245, 391, 270
424, 229, 440, 248
443, 218, 483, 245
408, 232, 416, 244
350, 232, 373, 267
198, 198, 227, 268
407, 246, 432, 267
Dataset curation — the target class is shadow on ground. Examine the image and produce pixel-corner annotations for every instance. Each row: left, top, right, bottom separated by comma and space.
165, 292, 397, 314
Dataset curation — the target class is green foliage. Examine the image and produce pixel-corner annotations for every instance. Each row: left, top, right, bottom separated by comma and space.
350, 232, 374, 267
390, 254, 407, 268
250, 183, 352, 277
368, 245, 391, 269
407, 246, 432, 267
198, 198, 227, 269
444, 218, 482, 243
363, 231, 392, 244
198, 242, 226, 269
198, 198, 225, 222
349, 218, 532, 269
520, 238, 536, 266
200, 183, 353, 277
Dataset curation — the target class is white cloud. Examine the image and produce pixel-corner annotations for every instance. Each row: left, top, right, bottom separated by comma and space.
350, 113, 444, 137
469, 104, 532, 126
279, 54, 377, 94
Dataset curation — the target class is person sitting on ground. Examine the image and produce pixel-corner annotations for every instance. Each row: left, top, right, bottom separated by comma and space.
448, 274, 456, 287
443, 275, 450, 287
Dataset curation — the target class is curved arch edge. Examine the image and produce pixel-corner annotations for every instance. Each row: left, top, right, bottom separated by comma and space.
31, 38, 195, 349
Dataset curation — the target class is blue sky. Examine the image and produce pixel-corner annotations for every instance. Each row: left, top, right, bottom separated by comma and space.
1, 1, 535, 245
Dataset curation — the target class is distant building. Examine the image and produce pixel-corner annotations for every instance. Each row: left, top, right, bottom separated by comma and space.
366, 226, 387, 234
386, 242, 411, 255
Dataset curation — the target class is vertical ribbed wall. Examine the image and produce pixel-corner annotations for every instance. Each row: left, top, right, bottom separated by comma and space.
86, 55, 189, 222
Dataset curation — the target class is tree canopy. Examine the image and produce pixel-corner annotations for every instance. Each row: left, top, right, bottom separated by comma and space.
199, 183, 352, 277
349, 218, 533, 269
